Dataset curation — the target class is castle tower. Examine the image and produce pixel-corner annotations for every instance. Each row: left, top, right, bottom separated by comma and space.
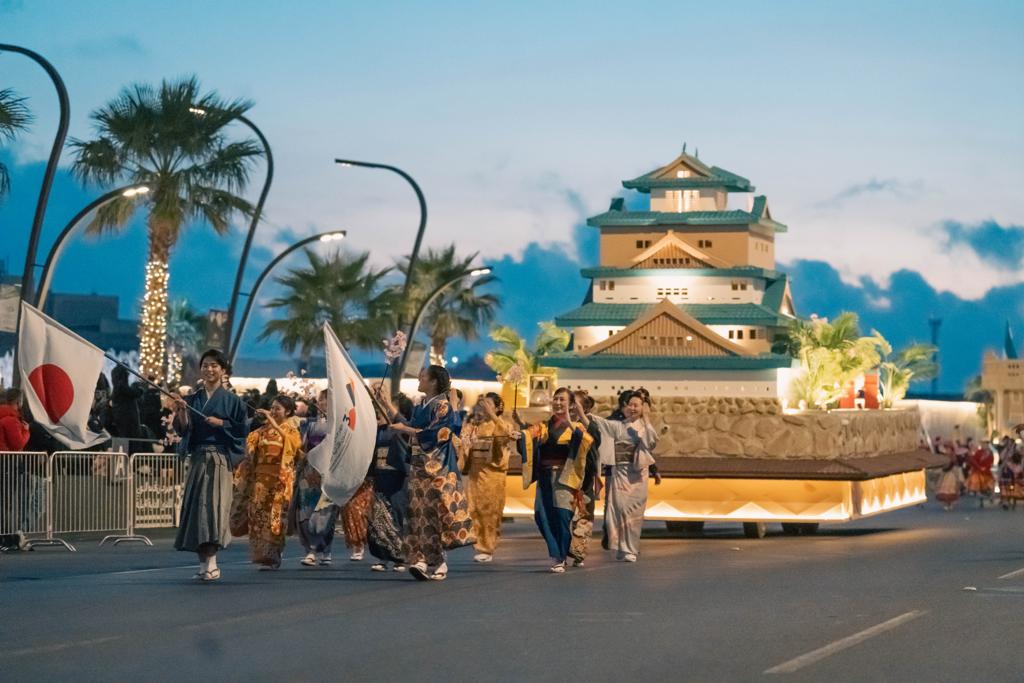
543, 147, 797, 397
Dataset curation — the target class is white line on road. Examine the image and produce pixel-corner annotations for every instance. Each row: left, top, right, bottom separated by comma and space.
7, 635, 124, 657
764, 610, 927, 675
998, 566, 1024, 580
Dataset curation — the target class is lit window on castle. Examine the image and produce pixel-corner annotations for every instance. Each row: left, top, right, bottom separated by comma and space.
698, 239, 713, 248
731, 280, 749, 291
656, 287, 689, 298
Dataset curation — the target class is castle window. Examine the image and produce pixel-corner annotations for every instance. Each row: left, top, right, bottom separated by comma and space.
599, 281, 606, 291
736, 330, 744, 340
699, 239, 713, 249
749, 329, 758, 340
728, 330, 735, 339
731, 280, 748, 291
608, 281, 615, 291
636, 239, 651, 249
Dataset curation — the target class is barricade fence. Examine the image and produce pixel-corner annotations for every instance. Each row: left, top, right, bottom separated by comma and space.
0, 450, 190, 551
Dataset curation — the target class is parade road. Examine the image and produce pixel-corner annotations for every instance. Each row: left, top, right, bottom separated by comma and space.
2, 503, 1020, 681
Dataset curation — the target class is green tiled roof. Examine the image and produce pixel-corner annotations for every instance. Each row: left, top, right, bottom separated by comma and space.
623, 165, 754, 193
554, 302, 793, 327
761, 273, 789, 313
580, 266, 782, 280
541, 353, 794, 371
587, 194, 787, 233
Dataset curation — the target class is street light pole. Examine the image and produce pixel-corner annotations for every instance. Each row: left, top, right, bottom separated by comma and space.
228, 231, 347, 365
224, 114, 273, 345
1, 44, 70, 389
334, 158, 427, 394
398, 267, 493, 380
35, 184, 150, 310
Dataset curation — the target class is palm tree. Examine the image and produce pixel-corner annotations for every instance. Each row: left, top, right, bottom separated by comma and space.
787, 313, 883, 409
69, 76, 261, 378
965, 374, 994, 436
876, 337, 938, 408
259, 249, 397, 367
166, 299, 207, 384
0, 88, 32, 200
397, 244, 500, 364
485, 321, 569, 376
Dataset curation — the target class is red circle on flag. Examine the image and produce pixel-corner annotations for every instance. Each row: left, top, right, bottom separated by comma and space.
28, 364, 75, 423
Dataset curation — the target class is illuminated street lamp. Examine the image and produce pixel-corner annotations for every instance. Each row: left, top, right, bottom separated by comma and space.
35, 184, 150, 310
190, 106, 274, 348
399, 266, 494, 378
228, 231, 346, 364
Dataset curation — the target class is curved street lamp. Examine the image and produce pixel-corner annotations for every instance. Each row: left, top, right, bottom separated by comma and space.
190, 107, 275, 345
1, 44, 70, 389
334, 158, 426, 319
398, 266, 494, 380
228, 231, 347, 364
34, 184, 150, 310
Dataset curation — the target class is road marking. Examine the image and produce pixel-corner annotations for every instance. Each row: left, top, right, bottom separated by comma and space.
6, 635, 124, 657
764, 610, 926, 675
998, 566, 1024, 580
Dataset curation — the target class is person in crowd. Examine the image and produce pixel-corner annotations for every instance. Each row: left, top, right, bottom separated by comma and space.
231, 394, 302, 570
136, 375, 164, 439
172, 349, 249, 582
516, 388, 594, 573
380, 365, 473, 581
109, 365, 146, 451
340, 471, 374, 561
580, 390, 658, 562
998, 443, 1024, 510
0, 388, 29, 451
936, 445, 965, 511
965, 441, 996, 506
460, 391, 516, 563
290, 389, 340, 567
90, 374, 112, 435
368, 392, 413, 572
567, 390, 603, 567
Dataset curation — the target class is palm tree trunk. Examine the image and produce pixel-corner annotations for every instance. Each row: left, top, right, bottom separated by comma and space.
430, 335, 447, 366
138, 218, 174, 380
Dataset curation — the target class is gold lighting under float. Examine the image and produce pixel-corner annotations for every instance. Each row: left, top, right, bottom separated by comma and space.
501, 470, 927, 524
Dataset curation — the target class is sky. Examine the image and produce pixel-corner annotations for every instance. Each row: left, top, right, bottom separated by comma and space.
1, 0, 1022, 391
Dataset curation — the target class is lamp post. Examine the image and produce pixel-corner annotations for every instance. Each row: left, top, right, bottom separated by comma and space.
191, 108, 274, 346
34, 184, 150, 310
398, 266, 493, 380
1, 44, 70, 389
228, 231, 347, 364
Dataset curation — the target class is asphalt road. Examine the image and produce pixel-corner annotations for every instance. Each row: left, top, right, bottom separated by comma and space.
2, 500, 1022, 682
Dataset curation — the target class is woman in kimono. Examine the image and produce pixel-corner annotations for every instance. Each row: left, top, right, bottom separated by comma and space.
516, 388, 594, 573
290, 389, 340, 567
341, 475, 374, 561
368, 394, 412, 572
583, 390, 658, 562
567, 391, 603, 568
382, 365, 473, 581
232, 394, 302, 569
936, 446, 965, 510
460, 392, 516, 563
965, 442, 996, 505
999, 444, 1024, 510
172, 349, 249, 582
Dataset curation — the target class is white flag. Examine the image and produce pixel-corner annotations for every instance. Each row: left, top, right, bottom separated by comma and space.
18, 302, 109, 449
306, 324, 376, 505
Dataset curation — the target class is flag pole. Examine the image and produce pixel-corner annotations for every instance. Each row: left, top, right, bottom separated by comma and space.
102, 354, 211, 420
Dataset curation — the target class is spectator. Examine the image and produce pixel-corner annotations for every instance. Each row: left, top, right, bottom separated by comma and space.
109, 365, 146, 451
0, 388, 30, 451
135, 375, 164, 439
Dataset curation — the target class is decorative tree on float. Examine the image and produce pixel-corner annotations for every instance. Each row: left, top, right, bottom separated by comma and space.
70, 77, 261, 378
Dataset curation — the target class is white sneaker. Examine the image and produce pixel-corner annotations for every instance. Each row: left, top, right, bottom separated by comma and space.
350, 549, 364, 561
473, 553, 493, 563
549, 561, 566, 573
370, 563, 387, 572
623, 553, 637, 563
430, 562, 448, 580
392, 564, 407, 572
300, 552, 316, 567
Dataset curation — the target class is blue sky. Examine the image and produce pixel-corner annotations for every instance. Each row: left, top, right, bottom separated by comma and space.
1, 0, 1022, 390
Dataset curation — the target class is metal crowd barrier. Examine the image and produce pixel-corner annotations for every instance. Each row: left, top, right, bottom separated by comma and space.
0, 452, 52, 547
1, 450, 191, 552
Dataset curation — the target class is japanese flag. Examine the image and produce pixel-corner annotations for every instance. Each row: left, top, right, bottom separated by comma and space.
18, 302, 109, 449
306, 323, 376, 505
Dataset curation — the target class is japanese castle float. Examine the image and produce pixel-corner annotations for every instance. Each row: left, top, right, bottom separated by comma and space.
504, 147, 939, 537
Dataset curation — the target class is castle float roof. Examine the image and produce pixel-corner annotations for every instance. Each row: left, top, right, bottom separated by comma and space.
587, 195, 787, 233
622, 150, 755, 193
555, 302, 793, 328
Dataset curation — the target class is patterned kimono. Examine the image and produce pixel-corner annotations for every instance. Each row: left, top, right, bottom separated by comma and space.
964, 447, 995, 495
568, 421, 602, 565
401, 395, 474, 567
232, 418, 302, 567
590, 415, 658, 558
460, 417, 516, 556
289, 417, 339, 554
520, 417, 593, 562
341, 479, 374, 549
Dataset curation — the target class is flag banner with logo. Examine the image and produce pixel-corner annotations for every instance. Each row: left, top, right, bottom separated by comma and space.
306, 323, 376, 505
18, 302, 109, 449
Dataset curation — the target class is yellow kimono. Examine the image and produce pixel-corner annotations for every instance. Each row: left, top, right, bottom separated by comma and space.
460, 417, 516, 555
231, 418, 303, 567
